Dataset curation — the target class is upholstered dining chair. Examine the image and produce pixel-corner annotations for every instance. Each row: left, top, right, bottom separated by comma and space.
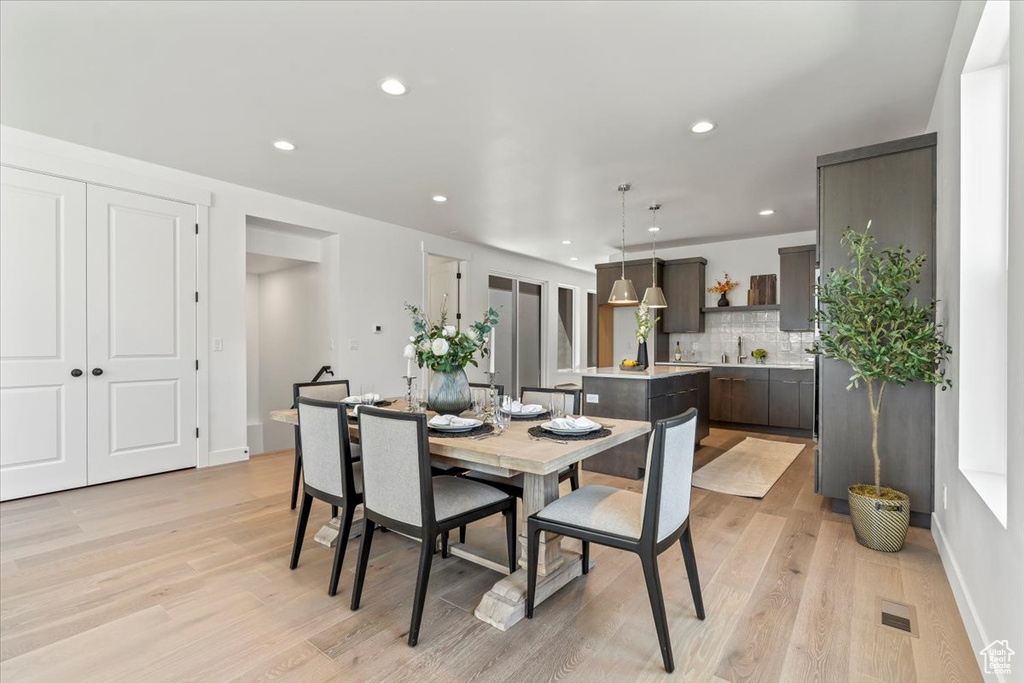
526, 408, 705, 673
289, 397, 363, 597
350, 407, 517, 646
290, 380, 351, 510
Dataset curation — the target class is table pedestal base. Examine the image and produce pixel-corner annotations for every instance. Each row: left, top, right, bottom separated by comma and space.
313, 505, 364, 547
474, 549, 593, 631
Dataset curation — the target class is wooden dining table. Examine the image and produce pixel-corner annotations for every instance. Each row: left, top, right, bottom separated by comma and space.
270, 399, 650, 631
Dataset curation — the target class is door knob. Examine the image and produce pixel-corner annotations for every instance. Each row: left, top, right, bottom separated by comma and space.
91, 368, 104, 376
71, 369, 83, 377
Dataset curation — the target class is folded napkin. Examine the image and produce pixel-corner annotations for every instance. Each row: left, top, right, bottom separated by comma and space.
547, 416, 599, 430
428, 414, 477, 428
509, 401, 545, 414
359, 393, 380, 403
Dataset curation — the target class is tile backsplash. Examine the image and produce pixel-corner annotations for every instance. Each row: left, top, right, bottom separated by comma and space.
669, 310, 817, 365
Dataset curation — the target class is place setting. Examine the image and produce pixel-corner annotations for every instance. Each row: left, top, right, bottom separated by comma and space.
527, 415, 612, 443
427, 414, 494, 439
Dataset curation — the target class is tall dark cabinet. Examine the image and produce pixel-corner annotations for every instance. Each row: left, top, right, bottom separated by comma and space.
817, 133, 936, 528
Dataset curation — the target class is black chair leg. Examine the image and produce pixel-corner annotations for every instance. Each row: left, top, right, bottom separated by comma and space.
640, 553, 674, 673
441, 530, 450, 558
328, 504, 355, 596
680, 525, 705, 619
582, 541, 590, 574
408, 536, 435, 647
459, 525, 466, 544
526, 522, 541, 619
350, 519, 376, 610
290, 450, 302, 510
569, 463, 580, 491
289, 492, 313, 569
503, 507, 517, 573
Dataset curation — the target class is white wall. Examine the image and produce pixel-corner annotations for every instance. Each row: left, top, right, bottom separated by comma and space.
0, 125, 595, 464
928, 1, 1023, 678
616, 230, 817, 308
244, 273, 262, 454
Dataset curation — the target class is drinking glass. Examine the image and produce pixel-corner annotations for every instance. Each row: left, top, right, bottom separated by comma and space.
549, 394, 565, 419
360, 383, 376, 405
495, 395, 512, 431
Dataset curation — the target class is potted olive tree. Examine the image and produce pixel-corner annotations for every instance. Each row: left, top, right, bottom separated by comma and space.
811, 222, 951, 552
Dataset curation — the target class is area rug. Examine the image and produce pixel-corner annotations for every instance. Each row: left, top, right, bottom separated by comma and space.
692, 437, 804, 498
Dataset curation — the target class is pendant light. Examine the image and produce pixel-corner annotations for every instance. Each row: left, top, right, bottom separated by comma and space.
642, 203, 668, 308
608, 183, 639, 304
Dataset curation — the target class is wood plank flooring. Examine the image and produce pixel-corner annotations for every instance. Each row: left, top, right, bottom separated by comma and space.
0, 428, 981, 682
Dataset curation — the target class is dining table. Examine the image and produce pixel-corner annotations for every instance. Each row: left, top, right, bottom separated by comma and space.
269, 398, 650, 631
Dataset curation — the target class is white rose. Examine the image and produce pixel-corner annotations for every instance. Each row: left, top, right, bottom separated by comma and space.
443, 325, 456, 337
403, 344, 417, 359
409, 335, 416, 342
418, 338, 432, 352
431, 338, 450, 356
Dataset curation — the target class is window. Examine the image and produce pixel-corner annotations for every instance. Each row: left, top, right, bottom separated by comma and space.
557, 286, 575, 370
958, 0, 1010, 527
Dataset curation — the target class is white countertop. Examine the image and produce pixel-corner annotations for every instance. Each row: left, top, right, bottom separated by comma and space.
657, 361, 815, 370
582, 366, 711, 380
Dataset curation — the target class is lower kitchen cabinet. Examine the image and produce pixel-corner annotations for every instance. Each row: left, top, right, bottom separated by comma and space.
712, 366, 814, 431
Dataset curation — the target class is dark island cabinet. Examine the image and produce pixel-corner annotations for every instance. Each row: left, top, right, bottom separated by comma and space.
768, 368, 814, 428
779, 245, 816, 332
660, 257, 707, 333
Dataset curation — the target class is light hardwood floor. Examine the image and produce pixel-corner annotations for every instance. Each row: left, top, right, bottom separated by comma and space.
0, 428, 980, 682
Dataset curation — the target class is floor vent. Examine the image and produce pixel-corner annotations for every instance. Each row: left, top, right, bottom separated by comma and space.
876, 597, 919, 637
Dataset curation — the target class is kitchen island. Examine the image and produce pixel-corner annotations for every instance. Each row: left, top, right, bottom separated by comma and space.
580, 366, 710, 479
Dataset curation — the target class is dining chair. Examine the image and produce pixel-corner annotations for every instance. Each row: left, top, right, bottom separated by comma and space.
290, 397, 363, 597
350, 407, 517, 646
526, 408, 705, 673
290, 380, 351, 510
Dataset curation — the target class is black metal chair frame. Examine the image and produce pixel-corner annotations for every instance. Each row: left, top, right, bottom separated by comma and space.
525, 408, 705, 673
290, 379, 350, 511
289, 397, 363, 597
350, 407, 518, 647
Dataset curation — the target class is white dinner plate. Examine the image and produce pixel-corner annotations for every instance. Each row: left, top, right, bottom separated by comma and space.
540, 421, 602, 436
429, 418, 483, 432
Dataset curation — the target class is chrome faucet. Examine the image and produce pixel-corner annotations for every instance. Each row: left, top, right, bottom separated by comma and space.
737, 336, 748, 364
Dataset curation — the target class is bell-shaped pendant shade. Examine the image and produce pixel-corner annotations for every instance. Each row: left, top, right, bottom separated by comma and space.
642, 286, 668, 308
608, 278, 639, 305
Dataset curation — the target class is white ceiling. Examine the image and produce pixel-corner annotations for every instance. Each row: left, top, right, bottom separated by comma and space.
0, 1, 959, 271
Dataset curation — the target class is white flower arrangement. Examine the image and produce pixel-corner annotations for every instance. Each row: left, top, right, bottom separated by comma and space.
634, 301, 659, 344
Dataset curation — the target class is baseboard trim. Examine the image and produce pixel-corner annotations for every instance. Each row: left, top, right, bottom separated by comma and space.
931, 513, 991, 681
207, 447, 249, 467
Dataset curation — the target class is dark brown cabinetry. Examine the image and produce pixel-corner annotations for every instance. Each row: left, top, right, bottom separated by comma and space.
581, 371, 710, 479
779, 245, 816, 332
817, 133, 936, 526
768, 368, 815, 428
708, 367, 769, 425
595, 259, 669, 365
660, 257, 707, 333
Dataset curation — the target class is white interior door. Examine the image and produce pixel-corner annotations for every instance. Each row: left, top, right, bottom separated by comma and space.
0, 167, 89, 500
86, 186, 197, 484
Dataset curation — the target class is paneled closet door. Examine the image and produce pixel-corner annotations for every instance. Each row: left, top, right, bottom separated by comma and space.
86, 186, 197, 484
0, 167, 89, 500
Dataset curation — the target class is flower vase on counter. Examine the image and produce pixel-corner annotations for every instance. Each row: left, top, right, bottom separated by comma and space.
631, 302, 658, 371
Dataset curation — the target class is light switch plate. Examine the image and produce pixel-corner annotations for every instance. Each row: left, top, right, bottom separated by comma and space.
586, 394, 599, 403
212, 338, 223, 352
348, 339, 359, 351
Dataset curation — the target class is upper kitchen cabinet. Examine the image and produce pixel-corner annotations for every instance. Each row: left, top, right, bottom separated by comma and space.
660, 257, 706, 333
778, 245, 816, 331
595, 258, 661, 304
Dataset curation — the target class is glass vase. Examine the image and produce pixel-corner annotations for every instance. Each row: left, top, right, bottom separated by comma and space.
427, 367, 472, 415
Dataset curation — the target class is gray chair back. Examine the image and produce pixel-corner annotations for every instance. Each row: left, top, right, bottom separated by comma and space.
640, 409, 697, 543
296, 397, 355, 500
357, 407, 432, 529
294, 379, 350, 403
521, 386, 580, 414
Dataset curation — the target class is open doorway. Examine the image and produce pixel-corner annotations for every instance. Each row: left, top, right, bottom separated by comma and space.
245, 217, 335, 455
426, 254, 464, 327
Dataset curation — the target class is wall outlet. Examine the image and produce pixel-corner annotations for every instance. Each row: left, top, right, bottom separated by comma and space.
212, 338, 223, 352
943, 484, 948, 510
328, 338, 335, 350
348, 339, 359, 351
586, 393, 599, 404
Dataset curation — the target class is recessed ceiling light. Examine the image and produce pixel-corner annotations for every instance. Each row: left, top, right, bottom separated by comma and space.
690, 121, 716, 134
562, 240, 572, 245
273, 140, 295, 151
570, 257, 579, 261
433, 195, 448, 203
759, 209, 775, 216
380, 78, 407, 96
648, 226, 660, 232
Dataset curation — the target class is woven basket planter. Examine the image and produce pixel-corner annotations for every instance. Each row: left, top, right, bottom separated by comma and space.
848, 485, 910, 552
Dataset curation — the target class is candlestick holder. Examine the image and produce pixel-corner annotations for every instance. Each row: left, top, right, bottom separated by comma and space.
402, 375, 417, 412
485, 370, 500, 417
